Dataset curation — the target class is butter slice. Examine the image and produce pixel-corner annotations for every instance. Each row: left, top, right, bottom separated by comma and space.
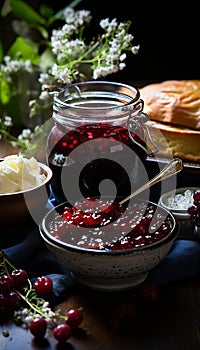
0, 155, 46, 193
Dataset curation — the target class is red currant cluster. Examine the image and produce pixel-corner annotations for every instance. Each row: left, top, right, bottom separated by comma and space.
29, 308, 83, 343
188, 190, 200, 227
0, 251, 83, 343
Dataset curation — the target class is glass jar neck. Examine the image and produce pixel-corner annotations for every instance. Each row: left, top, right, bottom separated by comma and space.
52, 80, 140, 125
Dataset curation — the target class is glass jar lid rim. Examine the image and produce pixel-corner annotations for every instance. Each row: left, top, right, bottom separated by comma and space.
53, 80, 140, 109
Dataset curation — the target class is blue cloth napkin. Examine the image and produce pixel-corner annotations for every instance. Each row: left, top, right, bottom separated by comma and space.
3, 225, 75, 305
3, 224, 200, 304
148, 239, 200, 284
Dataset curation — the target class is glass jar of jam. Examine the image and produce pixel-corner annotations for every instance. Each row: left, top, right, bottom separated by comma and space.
46, 81, 158, 205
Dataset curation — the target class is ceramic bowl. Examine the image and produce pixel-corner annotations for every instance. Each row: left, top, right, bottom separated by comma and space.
159, 187, 200, 240
39, 199, 179, 291
0, 162, 52, 248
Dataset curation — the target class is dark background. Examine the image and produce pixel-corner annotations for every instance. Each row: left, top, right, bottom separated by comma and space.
49, 0, 200, 85
1, 0, 200, 86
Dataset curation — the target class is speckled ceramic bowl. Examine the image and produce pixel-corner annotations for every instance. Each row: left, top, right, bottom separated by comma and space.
0, 162, 52, 248
39, 199, 179, 291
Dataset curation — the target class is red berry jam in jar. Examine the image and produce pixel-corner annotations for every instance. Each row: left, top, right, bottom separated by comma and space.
45, 198, 176, 251
46, 81, 158, 205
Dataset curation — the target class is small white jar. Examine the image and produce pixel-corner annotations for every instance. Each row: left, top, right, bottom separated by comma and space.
159, 187, 200, 240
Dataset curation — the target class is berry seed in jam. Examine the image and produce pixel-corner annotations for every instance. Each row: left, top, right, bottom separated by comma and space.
47, 198, 174, 251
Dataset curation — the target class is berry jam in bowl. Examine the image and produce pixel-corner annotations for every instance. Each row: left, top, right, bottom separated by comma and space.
39, 197, 179, 291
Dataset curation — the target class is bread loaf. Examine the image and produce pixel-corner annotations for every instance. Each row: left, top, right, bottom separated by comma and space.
140, 80, 200, 130
139, 80, 200, 162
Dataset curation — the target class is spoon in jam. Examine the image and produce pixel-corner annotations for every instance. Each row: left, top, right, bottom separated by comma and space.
119, 158, 183, 205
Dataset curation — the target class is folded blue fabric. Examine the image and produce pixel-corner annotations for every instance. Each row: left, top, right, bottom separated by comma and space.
3, 225, 74, 305
148, 239, 200, 284
3, 225, 200, 304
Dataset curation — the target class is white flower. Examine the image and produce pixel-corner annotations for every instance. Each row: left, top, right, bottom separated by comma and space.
119, 62, 126, 70
38, 73, 50, 84
4, 115, 12, 126
51, 64, 72, 84
17, 128, 33, 141
120, 53, 127, 61
100, 18, 118, 33
39, 91, 49, 101
131, 45, 140, 54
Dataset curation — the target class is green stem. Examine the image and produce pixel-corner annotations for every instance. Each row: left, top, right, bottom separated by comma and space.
16, 289, 48, 318
1, 252, 47, 319
60, 41, 101, 70
0, 129, 28, 150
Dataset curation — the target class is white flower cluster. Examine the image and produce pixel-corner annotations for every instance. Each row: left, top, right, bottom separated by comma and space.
0, 113, 35, 149
0, 56, 33, 82
0, 115, 12, 140
14, 301, 58, 328
0, 115, 12, 127
0, 5, 140, 153
47, 8, 139, 84
17, 128, 33, 148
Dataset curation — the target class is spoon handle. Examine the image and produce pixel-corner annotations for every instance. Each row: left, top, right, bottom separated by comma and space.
119, 158, 183, 205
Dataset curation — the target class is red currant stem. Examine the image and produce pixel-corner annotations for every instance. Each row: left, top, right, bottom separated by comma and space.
0, 251, 12, 276
1, 251, 22, 278
0, 251, 48, 319
15, 289, 49, 318
59, 314, 67, 322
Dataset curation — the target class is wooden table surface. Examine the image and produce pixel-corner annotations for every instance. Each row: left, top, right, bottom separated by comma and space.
1, 141, 200, 350
1, 276, 200, 350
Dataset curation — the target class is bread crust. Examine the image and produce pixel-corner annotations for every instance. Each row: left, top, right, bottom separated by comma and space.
146, 120, 200, 162
140, 80, 200, 130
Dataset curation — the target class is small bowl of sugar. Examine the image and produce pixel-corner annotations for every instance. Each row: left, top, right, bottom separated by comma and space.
159, 187, 200, 239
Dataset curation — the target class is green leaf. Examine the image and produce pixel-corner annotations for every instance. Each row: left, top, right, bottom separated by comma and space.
10, 0, 46, 25
1, 0, 11, 16
36, 25, 49, 40
39, 4, 54, 20
0, 79, 11, 104
39, 48, 55, 71
7, 37, 40, 64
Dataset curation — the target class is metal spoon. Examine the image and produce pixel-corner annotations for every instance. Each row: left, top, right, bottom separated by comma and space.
119, 158, 183, 205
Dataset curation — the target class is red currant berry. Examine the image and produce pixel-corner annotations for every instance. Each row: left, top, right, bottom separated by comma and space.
11, 269, 29, 290
194, 191, 200, 208
137, 282, 160, 304
0, 293, 13, 322
188, 205, 197, 215
53, 323, 72, 343
0, 293, 10, 309
0, 275, 15, 294
33, 276, 53, 297
65, 308, 83, 328
8, 291, 21, 311
29, 317, 47, 339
